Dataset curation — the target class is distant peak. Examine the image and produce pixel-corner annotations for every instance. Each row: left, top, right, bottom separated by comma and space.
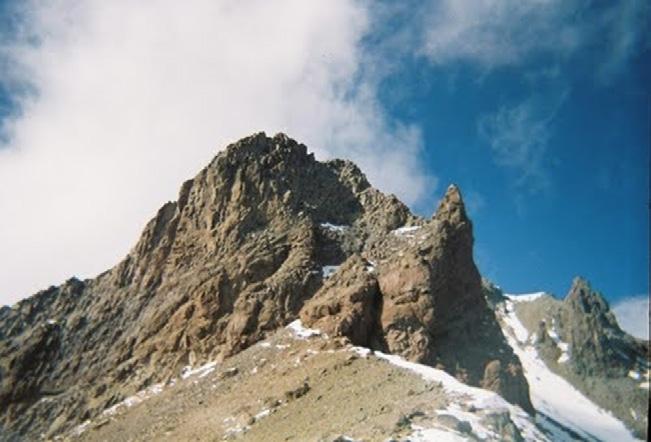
571, 276, 591, 291
566, 276, 600, 302
564, 276, 611, 314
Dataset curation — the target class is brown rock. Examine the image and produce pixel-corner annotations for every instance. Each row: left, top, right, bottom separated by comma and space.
0, 134, 535, 439
300, 255, 383, 348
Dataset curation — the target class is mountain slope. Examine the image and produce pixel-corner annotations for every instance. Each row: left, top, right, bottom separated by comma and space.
61, 321, 546, 442
0, 133, 532, 440
486, 280, 649, 440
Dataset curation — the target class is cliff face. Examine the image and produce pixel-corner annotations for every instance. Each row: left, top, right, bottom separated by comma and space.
0, 133, 532, 439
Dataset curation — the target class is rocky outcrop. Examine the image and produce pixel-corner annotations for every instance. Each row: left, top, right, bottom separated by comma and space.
0, 133, 532, 439
302, 185, 534, 413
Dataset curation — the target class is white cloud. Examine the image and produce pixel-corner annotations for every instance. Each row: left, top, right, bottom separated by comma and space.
0, 0, 434, 304
420, 0, 648, 199
419, 0, 580, 68
464, 189, 485, 216
612, 296, 649, 340
594, 1, 651, 82
418, 0, 649, 73
477, 91, 567, 193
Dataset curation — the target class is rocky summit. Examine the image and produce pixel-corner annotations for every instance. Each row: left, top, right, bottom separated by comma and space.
0, 133, 647, 441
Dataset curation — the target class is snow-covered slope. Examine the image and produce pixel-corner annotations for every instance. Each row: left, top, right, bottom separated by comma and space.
499, 294, 643, 442
367, 349, 547, 441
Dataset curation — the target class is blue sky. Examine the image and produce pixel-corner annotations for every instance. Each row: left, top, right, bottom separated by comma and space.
0, 1, 648, 336
364, 1, 650, 302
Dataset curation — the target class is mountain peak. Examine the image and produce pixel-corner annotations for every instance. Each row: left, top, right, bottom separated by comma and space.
570, 275, 591, 292
433, 183, 469, 225
0, 133, 535, 438
216, 131, 307, 164
565, 276, 610, 310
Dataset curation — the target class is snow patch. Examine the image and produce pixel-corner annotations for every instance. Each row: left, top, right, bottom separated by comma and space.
254, 408, 271, 420
71, 420, 91, 437
350, 347, 372, 358
224, 424, 249, 437
102, 382, 165, 417
502, 302, 529, 344
409, 425, 470, 441
557, 351, 570, 364
505, 292, 547, 303
546, 318, 571, 364
286, 319, 320, 339
321, 265, 340, 278
392, 225, 421, 236
319, 222, 349, 232
180, 361, 217, 380
528, 332, 538, 345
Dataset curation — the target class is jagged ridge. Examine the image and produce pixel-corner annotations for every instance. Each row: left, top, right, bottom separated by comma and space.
0, 133, 531, 439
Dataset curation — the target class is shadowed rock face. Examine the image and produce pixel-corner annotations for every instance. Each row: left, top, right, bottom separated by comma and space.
0, 133, 532, 439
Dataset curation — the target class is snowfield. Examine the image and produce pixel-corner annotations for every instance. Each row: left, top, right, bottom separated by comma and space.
501, 294, 642, 442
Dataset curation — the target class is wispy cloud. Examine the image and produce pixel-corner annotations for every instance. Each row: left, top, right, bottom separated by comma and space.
612, 296, 649, 340
417, 0, 649, 75
419, 0, 581, 69
464, 189, 486, 216
417, 0, 648, 200
0, 0, 435, 304
477, 90, 568, 193
594, 1, 651, 83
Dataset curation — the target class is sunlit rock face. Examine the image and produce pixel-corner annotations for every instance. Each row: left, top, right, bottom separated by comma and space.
0, 132, 532, 439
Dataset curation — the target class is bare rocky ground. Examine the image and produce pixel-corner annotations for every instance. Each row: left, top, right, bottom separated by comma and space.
69, 327, 448, 442
66, 323, 538, 442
